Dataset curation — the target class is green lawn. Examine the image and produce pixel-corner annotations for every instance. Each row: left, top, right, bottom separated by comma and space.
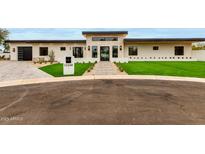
39, 63, 94, 77
116, 61, 205, 78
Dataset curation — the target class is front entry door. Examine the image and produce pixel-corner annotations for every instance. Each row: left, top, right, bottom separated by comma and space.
100, 46, 110, 61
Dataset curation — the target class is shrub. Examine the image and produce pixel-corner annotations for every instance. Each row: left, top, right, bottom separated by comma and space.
49, 50, 55, 64
39, 58, 44, 64
118, 66, 123, 72
0, 55, 4, 60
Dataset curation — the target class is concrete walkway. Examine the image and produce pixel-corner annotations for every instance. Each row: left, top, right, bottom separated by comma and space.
84, 62, 126, 75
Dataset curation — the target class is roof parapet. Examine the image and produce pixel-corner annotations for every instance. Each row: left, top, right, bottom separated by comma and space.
5, 40, 86, 43
82, 31, 128, 35
124, 38, 205, 42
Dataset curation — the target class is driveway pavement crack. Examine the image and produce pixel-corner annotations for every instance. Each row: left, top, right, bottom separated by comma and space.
0, 87, 28, 112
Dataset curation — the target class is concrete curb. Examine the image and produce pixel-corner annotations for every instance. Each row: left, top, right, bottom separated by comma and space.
1, 75, 205, 88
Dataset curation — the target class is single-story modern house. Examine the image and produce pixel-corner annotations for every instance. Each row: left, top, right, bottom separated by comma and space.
5, 31, 205, 63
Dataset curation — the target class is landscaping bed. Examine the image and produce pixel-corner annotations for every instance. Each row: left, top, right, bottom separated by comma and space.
39, 63, 94, 77
116, 61, 205, 78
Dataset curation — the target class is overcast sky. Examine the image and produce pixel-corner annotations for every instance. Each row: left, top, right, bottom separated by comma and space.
7, 28, 205, 40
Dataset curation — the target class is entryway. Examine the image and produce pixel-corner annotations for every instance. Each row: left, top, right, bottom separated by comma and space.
18, 47, 32, 61
100, 46, 109, 61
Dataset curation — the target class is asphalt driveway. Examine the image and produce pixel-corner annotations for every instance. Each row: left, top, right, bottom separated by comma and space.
0, 79, 205, 124
0, 61, 52, 81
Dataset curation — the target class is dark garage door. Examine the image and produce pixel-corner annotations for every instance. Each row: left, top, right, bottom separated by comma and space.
18, 47, 32, 61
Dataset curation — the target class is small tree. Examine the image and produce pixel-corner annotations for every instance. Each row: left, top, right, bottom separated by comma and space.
3, 41, 10, 52
49, 50, 55, 64
0, 28, 9, 52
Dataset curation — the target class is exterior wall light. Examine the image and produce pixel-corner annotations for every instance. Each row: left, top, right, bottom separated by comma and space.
13, 48, 15, 52
88, 46, 90, 51
120, 46, 122, 51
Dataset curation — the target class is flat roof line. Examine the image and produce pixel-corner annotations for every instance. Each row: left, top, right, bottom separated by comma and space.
6, 38, 205, 43
82, 31, 128, 35
124, 38, 205, 42
5, 40, 86, 43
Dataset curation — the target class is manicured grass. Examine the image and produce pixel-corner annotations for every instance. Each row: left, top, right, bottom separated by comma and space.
39, 63, 94, 77
116, 61, 205, 78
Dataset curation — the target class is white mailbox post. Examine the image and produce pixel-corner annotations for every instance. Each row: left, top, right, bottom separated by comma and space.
63, 56, 75, 75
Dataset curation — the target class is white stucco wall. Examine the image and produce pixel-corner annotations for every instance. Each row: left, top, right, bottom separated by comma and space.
192, 50, 205, 61
8, 41, 204, 62
124, 42, 196, 61
0, 52, 10, 59
9, 42, 87, 63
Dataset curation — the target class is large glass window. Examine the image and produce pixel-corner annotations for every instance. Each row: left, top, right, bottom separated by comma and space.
128, 46, 138, 55
92, 46, 98, 58
175, 46, 184, 56
112, 46, 118, 58
73, 47, 83, 58
39, 47, 48, 56
92, 37, 118, 41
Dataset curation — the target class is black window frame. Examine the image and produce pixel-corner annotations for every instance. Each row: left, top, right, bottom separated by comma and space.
175, 46, 184, 56
92, 37, 118, 41
128, 46, 138, 56
39, 47, 48, 56
66, 57, 72, 63
73, 47, 83, 58
112, 46, 118, 58
60, 47, 66, 51
92, 46, 98, 58
153, 46, 159, 50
